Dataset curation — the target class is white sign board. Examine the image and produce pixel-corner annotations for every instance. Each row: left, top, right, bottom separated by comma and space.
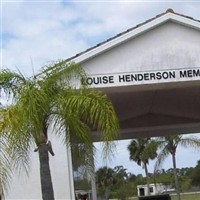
83, 68, 200, 88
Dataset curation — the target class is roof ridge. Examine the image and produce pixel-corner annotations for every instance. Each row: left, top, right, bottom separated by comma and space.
172, 9, 200, 22
67, 9, 200, 62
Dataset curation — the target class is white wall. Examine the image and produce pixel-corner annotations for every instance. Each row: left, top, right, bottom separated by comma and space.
6, 135, 75, 200
81, 21, 200, 76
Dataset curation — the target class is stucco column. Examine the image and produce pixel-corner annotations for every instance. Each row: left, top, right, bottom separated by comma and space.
66, 145, 75, 200
91, 154, 97, 200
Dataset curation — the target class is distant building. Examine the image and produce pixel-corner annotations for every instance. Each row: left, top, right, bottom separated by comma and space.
137, 183, 175, 196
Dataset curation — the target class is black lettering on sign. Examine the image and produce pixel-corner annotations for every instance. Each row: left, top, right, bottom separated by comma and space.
125, 75, 131, 82
144, 73, 149, 81
193, 69, 200, 77
156, 72, 162, 80
83, 76, 114, 85
119, 75, 125, 82
180, 69, 200, 78
150, 73, 156, 80
131, 73, 137, 81
137, 74, 143, 81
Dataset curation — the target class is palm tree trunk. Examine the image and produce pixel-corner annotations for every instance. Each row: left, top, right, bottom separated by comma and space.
172, 153, 181, 200
105, 187, 109, 200
144, 163, 150, 196
39, 144, 55, 200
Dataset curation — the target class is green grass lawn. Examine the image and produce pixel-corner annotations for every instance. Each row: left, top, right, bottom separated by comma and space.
171, 193, 200, 200
125, 192, 200, 200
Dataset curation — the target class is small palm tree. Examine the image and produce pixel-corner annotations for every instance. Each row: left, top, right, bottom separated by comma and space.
96, 166, 115, 199
155, 135, 200, 200
0, 61, 119, 200
127, 138, 157, 195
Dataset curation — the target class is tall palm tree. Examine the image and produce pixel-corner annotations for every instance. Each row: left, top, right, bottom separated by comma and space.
127, 138, 157, 196
0, 61, 119, 200
155, 135, 200, 200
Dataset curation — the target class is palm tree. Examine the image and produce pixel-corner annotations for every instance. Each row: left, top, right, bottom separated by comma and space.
155, 135, 200, 200
127, 138, 157, 196
0, 61, 119, 200
96, 166, 115, 199
113, 165, 128, 184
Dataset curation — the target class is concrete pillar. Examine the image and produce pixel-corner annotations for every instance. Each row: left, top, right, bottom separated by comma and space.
91, 150, 97, 200
66, 146, 75, 200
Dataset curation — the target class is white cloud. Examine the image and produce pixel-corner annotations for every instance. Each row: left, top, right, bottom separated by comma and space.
2, 2, 200, 76
2, 2, 88, 75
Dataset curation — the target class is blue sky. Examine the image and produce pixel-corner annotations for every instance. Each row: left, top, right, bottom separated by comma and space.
1, 0, 200, 177
95, 135, 200, 176
2, 1, 200, 76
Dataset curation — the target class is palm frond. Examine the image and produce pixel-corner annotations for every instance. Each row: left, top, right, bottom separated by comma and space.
0, 136, 12, 199
0, 69, 27, 101
17, 83, 50, 136
53, 112, 92, 146
57, 88, 119, 140
38, 61, 87, 90
63, 89, 119, 157
0, 106, 32, 176
179, 136, 200, 150
71, 143, 96, 178
154, 146, 170, 172
142, 139, 158, 161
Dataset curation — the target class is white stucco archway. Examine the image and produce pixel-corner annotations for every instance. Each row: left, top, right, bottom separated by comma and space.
69, 9, 200, 141
69, 9, 200, 200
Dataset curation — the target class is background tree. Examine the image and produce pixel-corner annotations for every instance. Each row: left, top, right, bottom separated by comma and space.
152, 169, 173, 186
155, 135, 200, 200
113, 165, 128, 184
127, 172, 137, 182
96, 166, 115, 199
191, 160, 200, 188
127, 138, 157, 195
0, 61, 119, 200
112, 166, 131, 200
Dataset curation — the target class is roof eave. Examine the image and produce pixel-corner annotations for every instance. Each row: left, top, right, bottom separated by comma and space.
71, 12, 200, 64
